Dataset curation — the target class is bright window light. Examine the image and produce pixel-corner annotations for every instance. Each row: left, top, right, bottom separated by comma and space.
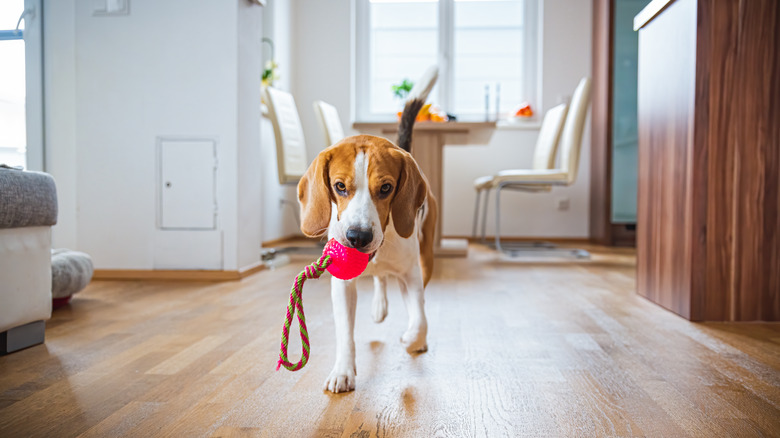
0, 0, 27, 168
356, 0, 538, 121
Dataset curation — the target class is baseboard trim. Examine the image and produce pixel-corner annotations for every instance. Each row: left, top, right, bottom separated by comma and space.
447, 235, 590, 244
265, 234, 591, 246
94, 261, 265, 282
261, 235, 305, 247
238, 261, 266, 277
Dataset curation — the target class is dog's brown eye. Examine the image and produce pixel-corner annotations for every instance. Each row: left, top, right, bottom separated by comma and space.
380, 183, 393, 194
335, 182, 347, 193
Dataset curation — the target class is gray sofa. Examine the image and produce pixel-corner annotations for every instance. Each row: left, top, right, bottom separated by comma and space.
0, 165, 58, 355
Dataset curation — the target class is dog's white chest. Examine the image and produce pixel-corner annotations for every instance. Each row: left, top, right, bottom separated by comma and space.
362, 220, 420, 278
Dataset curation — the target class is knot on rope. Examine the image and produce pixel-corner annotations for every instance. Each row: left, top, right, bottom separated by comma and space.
276, 254, 332, 371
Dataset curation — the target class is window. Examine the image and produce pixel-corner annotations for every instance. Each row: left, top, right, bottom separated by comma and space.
0, 1, 27, 168
0, 0, 43, 171
355, 0, 539, 121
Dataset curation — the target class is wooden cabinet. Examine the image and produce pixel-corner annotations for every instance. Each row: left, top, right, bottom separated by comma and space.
635, 0, 780, 321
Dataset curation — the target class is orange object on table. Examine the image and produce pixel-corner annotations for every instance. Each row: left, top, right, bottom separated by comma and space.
512, 102, 534, 118
397, 103, 448, 123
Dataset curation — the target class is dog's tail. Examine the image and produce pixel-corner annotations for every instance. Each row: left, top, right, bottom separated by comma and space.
396, 98, 425, 153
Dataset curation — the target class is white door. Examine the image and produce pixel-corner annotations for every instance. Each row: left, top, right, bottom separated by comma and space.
159, 139, 218, 230
0, 0, 43, 171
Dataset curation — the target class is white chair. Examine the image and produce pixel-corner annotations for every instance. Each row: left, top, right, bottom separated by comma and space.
261, 87, 322, 258
474, 77, 592, 257
263, 87, 309, 185
473, 102, 569, 240
313, 100, 345, 147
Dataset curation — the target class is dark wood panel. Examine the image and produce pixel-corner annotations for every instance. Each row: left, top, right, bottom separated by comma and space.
637, 0, 780, 321
720, 0, 780, 320
691, 0, 733, 321
742, 0, 779, 320
610, 224, 636, 247
636, 0, 698, 319
694, 0, 780, 321
589, 0, 614, 246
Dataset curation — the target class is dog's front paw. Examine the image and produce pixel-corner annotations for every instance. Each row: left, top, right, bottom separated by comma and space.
323, 365, 356, 394
401, 329, 428, 354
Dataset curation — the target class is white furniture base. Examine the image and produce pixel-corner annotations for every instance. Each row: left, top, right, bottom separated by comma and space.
0, 227, 52, 341
435, 238, 469, 257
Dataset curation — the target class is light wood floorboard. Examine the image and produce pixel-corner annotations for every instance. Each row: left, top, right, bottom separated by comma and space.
1, 244, 778, 437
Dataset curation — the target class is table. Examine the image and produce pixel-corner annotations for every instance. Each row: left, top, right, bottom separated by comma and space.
353, 121, 496, 257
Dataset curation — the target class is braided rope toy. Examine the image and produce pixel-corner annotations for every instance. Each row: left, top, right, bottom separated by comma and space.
276, 239, 370, 371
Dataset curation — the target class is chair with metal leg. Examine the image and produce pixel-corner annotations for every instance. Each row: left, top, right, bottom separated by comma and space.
474, 77, 592, 257
261, 87, 323, 261
472, 101, 569, 245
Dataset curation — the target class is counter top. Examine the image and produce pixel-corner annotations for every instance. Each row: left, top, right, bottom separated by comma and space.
634, 0, 676, 31
353, 121, 497, 133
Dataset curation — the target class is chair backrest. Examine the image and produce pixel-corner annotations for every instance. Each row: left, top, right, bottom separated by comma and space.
532, 103, 569, 170
263, 87, 308, 185
313, 100, 345, 147
558, 77, 592, 185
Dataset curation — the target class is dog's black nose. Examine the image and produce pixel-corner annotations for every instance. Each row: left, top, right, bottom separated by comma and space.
346, 228, 373, 250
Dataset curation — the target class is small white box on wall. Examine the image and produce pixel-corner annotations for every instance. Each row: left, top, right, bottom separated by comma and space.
157, 138, 217, 230
93, 0, 130, 16
155, 137, 222, 270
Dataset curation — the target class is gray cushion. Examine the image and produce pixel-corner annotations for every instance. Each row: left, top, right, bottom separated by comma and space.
0, 166, 58, 229
51, 249, 94, 299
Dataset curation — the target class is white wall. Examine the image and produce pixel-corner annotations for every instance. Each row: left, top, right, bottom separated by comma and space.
44, 0, 264, 270
292, 0, 354, 157
291, 0, 592, 238
237, 1, 265, 267
43, 0, 77, 250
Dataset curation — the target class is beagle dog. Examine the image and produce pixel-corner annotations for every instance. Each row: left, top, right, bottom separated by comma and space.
297, 99, 436, 393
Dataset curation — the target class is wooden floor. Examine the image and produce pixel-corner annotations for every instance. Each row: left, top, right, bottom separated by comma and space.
1, 245, 779, 437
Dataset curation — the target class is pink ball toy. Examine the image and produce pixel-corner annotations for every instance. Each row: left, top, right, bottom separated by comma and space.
323, 238, 370, 280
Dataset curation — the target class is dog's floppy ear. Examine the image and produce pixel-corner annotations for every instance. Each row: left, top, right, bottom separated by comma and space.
298, 152, 332, 237
391, 152, 427, 238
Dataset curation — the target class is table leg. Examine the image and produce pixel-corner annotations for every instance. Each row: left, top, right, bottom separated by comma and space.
410, 132, 468, 257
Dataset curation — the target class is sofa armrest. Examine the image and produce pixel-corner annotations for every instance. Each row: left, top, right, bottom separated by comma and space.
0, 166, 58, 229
